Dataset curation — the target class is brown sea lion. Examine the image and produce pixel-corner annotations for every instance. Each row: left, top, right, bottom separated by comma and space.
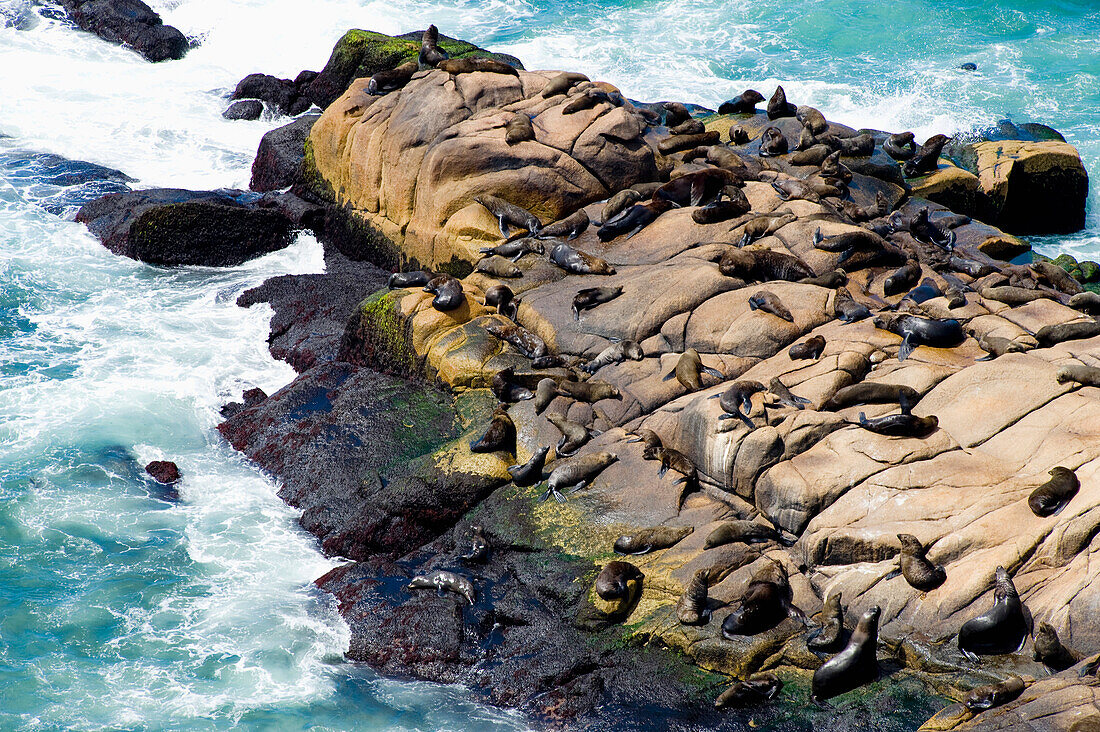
532, 378, 558, 415
807, 593, 844, 652
800, 269, 848, 288
407, 569, 475, 605
958, 566, 1028, 658
884, 259, 922, 296
600, 189, 643, 225
595, 560, 643, 601
834, 286, 872, 323
766, 85, 796, 119
541, 451, 618, 502
797, 105, 828, 134
898, 534, 946, 591
838, 191, 889, 222
768, 376, 810, 409
903, 134, 951, 177
1028, 466, 1080, 517
557, 379, 622, 403
713, 380, 766, 429
719, 89, 766, 115
719, 248, 814, 282
538, 209, 589, 240
655, 446, 698, 503
469, 404, 515, 453
424, 274, 466, 311
670, 118, 706, 135
789, 334, 826, 360
791, 144, 832, 166
507, 445, 550, 487
1033, 622, 1077, 671
657, 131, 722, 154
491, 366, 533, 402
664, 348, 723, 391
1069, 291, 1100, 314
656, 168, 742, 207
974, 333, 1032, 360
597, 198, 675, 240
1037, 320, 1100, 347
980, 285, 1049, 306
759, 127, 789, 157
678, 566, 716, 625
721, 560, 807, 637
965, 676, 1026, 712
715, 673, 783, 709
812, 606, 880, 701
367, 60, 418, 95
549, 243, 616, 275
883, 131, 916, 160
729, 126, 751, 145
693, 186, 751, 224
737, 211, 797, 247
475, 255, 522, 278
480, 237, 544, 261
418, 25, 449, 67
749, 290, 795, 322
615, 526, 694, 555
546, 413, 592, 456
475, 194, 541, 237
572, 285, 623, 320
582, 339, 644, 374
437, 57, 518, 76
540, 71, 589, 98
482, 284, 516, 314
824, 383, 919, 411
704, 520, 790, 549
485, 321, 547, 359
1057, 363, 1100, 386
819, 150, 852, 184
504, 113, 534, 145
627, 428, 662, 459
459, 523, 488, 563
662, 102, 692, 127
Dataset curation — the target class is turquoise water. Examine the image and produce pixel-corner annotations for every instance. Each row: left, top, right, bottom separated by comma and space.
0, 0, 1096, 729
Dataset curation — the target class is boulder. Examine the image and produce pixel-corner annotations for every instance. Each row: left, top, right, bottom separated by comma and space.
144, 460, 180, 484
58, 0, 188, 62
250, 114, 319, 192
222, 99, 263, 121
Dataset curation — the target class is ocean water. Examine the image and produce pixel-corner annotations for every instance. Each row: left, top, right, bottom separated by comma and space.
0, 0, 1096, 729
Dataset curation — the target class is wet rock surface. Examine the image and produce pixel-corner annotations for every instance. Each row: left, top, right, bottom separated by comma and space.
57, 0, 189, 62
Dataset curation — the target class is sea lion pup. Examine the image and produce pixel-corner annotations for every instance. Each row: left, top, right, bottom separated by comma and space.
819, 150, 852, 184
572, 285, 622, 320
540, 71, 589, 98
719, 89, 766, 115
508, 445, 550, 487
791, 144, 832, 166
563, 89, 614, 114
1032, 261, 1084, 295
715, 673, 783, 709
973, 333, 1031, 360
475, 195, 541, 237
614, 525, 693, 555
485, 283, 518, 319
693, 186, 751, 224
582, 339, 644, 374
759, 127, 789, 157
504, 113, 534, 145
597, 198, 674, 240
857, 408, 939, 438
1033, 623, 1077, 671
662, 101, 692, 127
600, 188, 643, 225
958, 566, 1028, 658
812, 606, 880, 702
540, 451, 618, 502
655, 168, 743, 208
897, 534, 946, 591
768, 376, 811, 409
824, 383, 920, 411
800, 269, 848, 288
485, 320, 547, 359
838, 191, 889, 222
475, 254, 522, 278
889, 277, 943, 308
908, 208, 956, 249
1057, 363, 1100, 387
480, 236, 544, 261
771, 177, 826, 203
737, 211, 797, 247
655, 444, 697, 482
704, 520, 792, 549
538, 209, 589, 240
367, 60, 418, 95
532, 378, 558, 414
883, 131, 917, 160
470, 404, 516, 453
491, 366, 534, 402
418, 24, 449, 68
437, 57, 519, 76
669, 118, 706, 136
965, 677, 1026, 712
1037, 320, 1100, 347
833, 286, 872, 323
719, 248, 815, 282
627, 427, 663, 459
797, 105, 828, 135
424, 274, 466, 311
557, 378, 622, 403
721, 560, 807, 637
789, 335, 826, 360
808, 593, 845, 652
678, 567, 718, 625
664, 348, 723, 390
903, 133, 951, 177
712, 380, 766, 429
1028, 466, 1080, 517
459, 523, 488, 563
407, 569, 476, 605
1069, 291, 1100, 314
388, 270, 431, 288
595, 560, 644, 601
812, 227, 898, 266
884, 259, 922, 296
549, 243, 616, 275
874, 313, 965, 361
546, 413, 593, 456
749, 290, 795, 322
766, 85, 797, 119
659, 131, 722, 154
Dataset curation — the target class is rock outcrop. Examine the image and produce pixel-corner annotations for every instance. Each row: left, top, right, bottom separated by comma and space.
58, 0, 188, 62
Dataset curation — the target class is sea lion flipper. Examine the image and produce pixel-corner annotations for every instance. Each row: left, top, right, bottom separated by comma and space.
662, 371, 676, 382
737, 410, 756, 430
702, 366, 724, 380
497, 216, 510, 239
858, 412, 868, 426
897, 333, 916, 362
748, 299, 759, 312
572, 306, 580, 321
658, 463, 669, 477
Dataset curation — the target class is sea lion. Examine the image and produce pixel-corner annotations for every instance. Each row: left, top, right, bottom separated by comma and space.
824, 383, 920, 411
907, 208, 956, 249
424, 274, 466, 311
484, 284, 518, 320
540, 450, 618, 502
715, 673, 783, 709
475, 195, 541, 237
476, 255, 522, 278
834, 286, 872, 323
504, 113, 534, 145
704, 520, 790, 549
819, 150, 852, 184
601, 189, 643, 225
549, 243, 616, 275
730, 126, 751, 145
950, 256, 998, 278
721, 560, 807, 637
485, 321, 547, 360
595, 560, 643, 601
658, 131, 722, 155
367, 60, 419, 95
719, 248, 815, 283
470, 404, 516, 453
797, 105, 828, 134
965, 677, 1025, 712
627, 428, 663, 459
670, 118, 706, 136
766, 85, 797, 119
812, 606, 880, 701
460, 524, 488, 563
737, 211, 796, 247
507, 445, 550, 487
858, 409, 938, 438
957, 566, 1028, 658
662, 102, 692, 127
1057, 363, 1100, 386
480, 237, 544, 261
407, 569, 476, 605
813, 227, 898, 266
800, 269, 848, 288
749, 290, 795, 322
678, 566, 716, 625
759, 127, 789, 157
903, 134, 951, 177
898, 534, 946, 591
884, 260, 922, 296
655, 447, 698, 506
388, 270, 431, 288
615, 526, 694, 555
582, 339, 644, 374
418, 25, 449, 68
1033, 623, 1077, 671
807, 593, 844, 652
945, 286, 968, 309
974, 333, 1031, 360
572, 285, 623, 320
791, 144, 832, 166
546, 412, 592, 456
883, 131, 916, 160
491, 366, 534, 403
1069, 291, 1100, 314
557, 379, 621, 403
713, 380, 766, 429
719, 89, 766, 115
538, 209, 590, 240
1028, 466, 1080, 517
540, 71, 589, 98
1036, 320, 1100, 347
1031, 261, 1085, 294
771, 177, 827, 203
597, 198, 674, 241
819, 133, 875, 157
768, 376, 810, 409
980, 285, 1049, 306
789, 335, 826, 360
891, 277, 943, 307
874, 313, 964, 361
664, 348, 723, 391
693, 190, 751, 224
532, 378, 558, 414
656, 169, 742, 208
838, 192, 889, 222
437, 57, 518, 76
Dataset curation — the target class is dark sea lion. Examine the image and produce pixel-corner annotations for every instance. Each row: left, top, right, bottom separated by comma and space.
627, 428, 663, 459
730, 126, 751, 145
572, 285, 622, 320
615, 526, 694, 555
532, 378, 558, 414
824, 383, 919, 411
858, 409, 938, 438
538, 209, 590, 240
662, 102, 692, 127
1033, 622, 1077, 671
504, 113, 534, 145
820, 133, 875, 157
945, 286, 968, 309
812, 606, 880, 701
546, 412, 592, 455
541, 451, 618, 502
658, 131, 721, 154
874, 313, 964, 361
678, 566, 716, 625
485, 321, 547, 360
1032, 261, 1084, 295
470, 404, 516, 453
908, 208, 956, 249
508, 445, 550, 487
540, 71, 589, 98
600, 189, 643, 225
418, 25, 449, 67
655, 445, 697, 495
768, 376, 810, 409
949, 256, 998, 278
595, 560, 644, 601
1036, 320, 1100, 347
558, 379, 621, 403
670, 118, 706, 136
766, 85, 797, 119
965, 676, 1025, 712
812, 227, 896, 266
980, 285, 1049, 306
749, 290, 795, 322
713, 380, 766, 429
1028, 466, 1080, 517
789, 335, 826, 360
892, 277, 943, 307
974, 333, 1031, 360
1057, 363, 1100, 386
582, 339, 644, 374
460, 523, 488, 563
759, 127, 789, 157
808, 593, 845, 652
407, 570, 476, 605
656, 169, 742, 207
958, 566, 1028, 658
721, 560, 806, 637
437, 57, 518, 76
834, 286, 872, 323
549, 242, 616, 275
838, 191, 889, 222
704, 520, 790, 549
715, 673, 783, 709
693, 190, 751, 224
664, 347, 723, 390
389, 270, 431, 288
903, 134, 951, 177
796, 105, 828, 134
884, 259, 922, 296
819, 150, 852, 184
719, 248, 814, 282
1069, 292, 1100, 314
597, 198, 674, 241
475, 255, 522, 278
883, 131, 916, 160
424, 274, 466, 311
719, 89, 766, 115
790, 144, 831, 167
800, 269, 848, 288
563, 89, 609, 114
491, 366, 534, 402
771, 177, 823, 203
898, 534, 946, 591
367, 60, 418, 95
480, 236, 544, 261
475, 194, 541, 237
737, 211, 797, 247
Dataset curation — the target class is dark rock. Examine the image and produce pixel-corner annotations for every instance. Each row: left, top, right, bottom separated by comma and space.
250, 114, 319, 192
960, 62, 978, 71
145, 460, 180, 484
230, 73, 299, 115
222, 99, 263, 121
0, 149, 134, 216
57, 0, 188, 62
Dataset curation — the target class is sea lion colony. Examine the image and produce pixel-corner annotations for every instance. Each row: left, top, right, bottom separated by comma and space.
353, 38, 1097, 719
